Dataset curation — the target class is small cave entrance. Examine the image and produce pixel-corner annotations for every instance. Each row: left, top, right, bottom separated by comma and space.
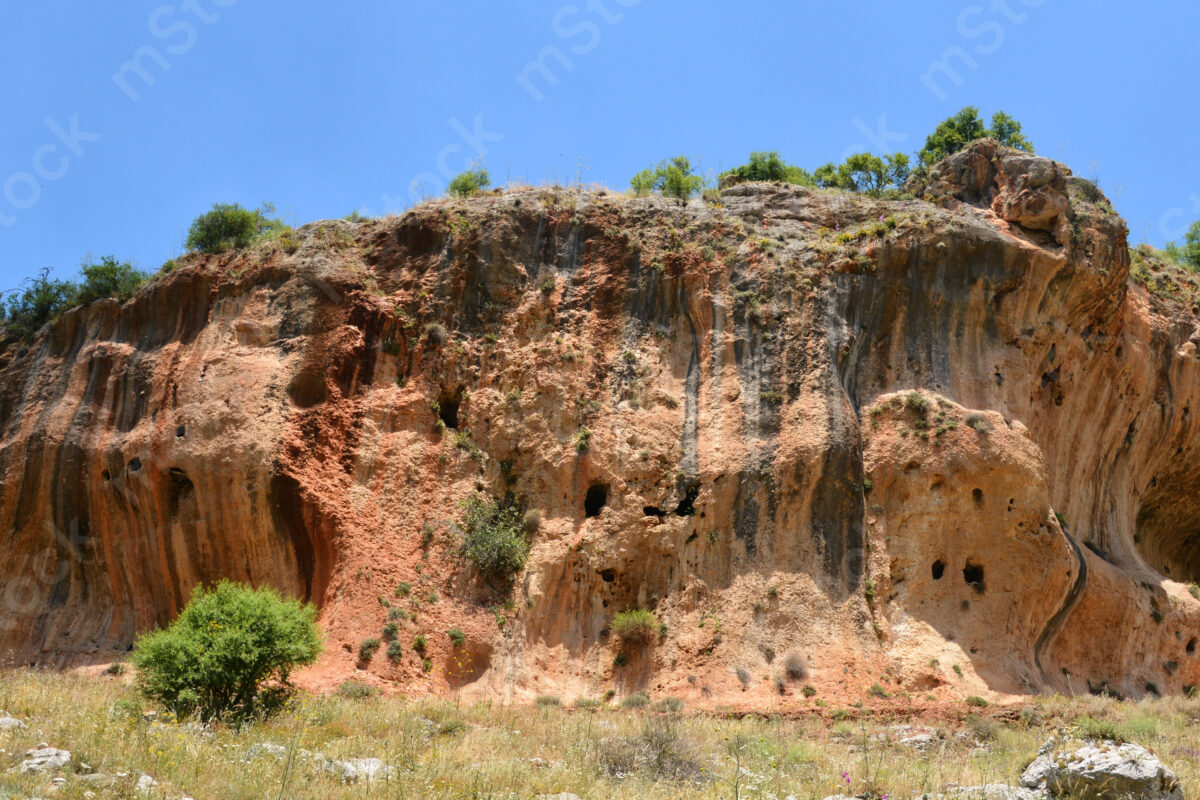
962, 560, 985, 592
931, 560, 945, 580
1188, 638, 1197, 655
972, 488, 983, 505
437, 387, 463, 429
585, 484, 609, 518
1134, 461, 1200, 584
674, 483, 699, 517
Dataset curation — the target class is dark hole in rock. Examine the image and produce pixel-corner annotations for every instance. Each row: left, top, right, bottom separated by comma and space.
972, 488, 983, 504
643, 506, 665, 517
674, 484, 699, 517
585, 484, 608, 517
962, 561, 985, 592
1188, 638, 1197, 654
599, 569, 616, 583
101, 470, 110, 481
437, 388, 462, 429
128, 457, 141, 472
932, 560, 945, 580
176, 425, 185, 437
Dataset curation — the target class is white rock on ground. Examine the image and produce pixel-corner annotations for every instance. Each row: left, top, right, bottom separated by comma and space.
0, 716, 25, 731
324, 757, 395, 783
19, 747, 71, 773
1021, 739, 1182, 800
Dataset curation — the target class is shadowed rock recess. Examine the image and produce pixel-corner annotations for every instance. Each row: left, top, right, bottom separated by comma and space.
3, 140, 1199, 704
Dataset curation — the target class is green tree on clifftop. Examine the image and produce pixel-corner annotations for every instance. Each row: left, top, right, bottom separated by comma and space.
919, 106, 1034, 165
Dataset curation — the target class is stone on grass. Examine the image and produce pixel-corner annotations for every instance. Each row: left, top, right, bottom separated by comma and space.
1021, 740, 1182, 800
19, 747, 71, 773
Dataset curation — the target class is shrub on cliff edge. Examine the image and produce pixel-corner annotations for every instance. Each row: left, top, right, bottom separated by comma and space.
185, 202, 289, 253
131, 581, 322, 722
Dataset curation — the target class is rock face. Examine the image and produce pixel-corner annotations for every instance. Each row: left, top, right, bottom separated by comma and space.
1022, 740, 1183, 800
2, 140, 1200, 704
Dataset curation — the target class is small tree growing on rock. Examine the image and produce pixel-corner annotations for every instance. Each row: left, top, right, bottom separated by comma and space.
460, 495, 529, 583
185, 202, 288, 253
131, 581, 322, 722
629, 156, 705, 201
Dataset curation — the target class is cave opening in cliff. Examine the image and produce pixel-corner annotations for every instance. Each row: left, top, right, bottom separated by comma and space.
962, 561, 985, 592
1188, 638, 1197, 655
931, 560, 945, 580
585, 484, 608, 517
674, 484, 699, 517
1134, 462, 1200, 584
437, 388, 462, 429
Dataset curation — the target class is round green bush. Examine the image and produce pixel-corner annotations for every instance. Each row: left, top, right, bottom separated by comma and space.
185, 202, 288, 253
131, 581, 322, 722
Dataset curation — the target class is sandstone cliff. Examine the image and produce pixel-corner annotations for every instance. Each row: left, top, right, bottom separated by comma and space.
3, 140, 1199, 706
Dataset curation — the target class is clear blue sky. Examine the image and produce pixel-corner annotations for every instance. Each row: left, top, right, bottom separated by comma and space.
1, 1, 1197, 290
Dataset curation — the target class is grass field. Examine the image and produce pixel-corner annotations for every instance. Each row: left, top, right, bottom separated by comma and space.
1, 670, 1198, 799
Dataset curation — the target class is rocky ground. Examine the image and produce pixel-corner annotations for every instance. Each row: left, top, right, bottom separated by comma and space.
0, 669, 1196, 799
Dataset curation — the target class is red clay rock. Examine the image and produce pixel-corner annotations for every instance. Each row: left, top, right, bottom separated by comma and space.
2, 142, 1199, 707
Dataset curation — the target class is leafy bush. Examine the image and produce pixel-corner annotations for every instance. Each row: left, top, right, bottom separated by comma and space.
905, 391, 931, 416
423, 322, 448, 346
721, 151, 815, 186
185, 202, 289, 253
1, 268, 78, 338
654, 697, 684, 713
448, 628, 466, 647
412, 634, 427, 653
965, 695, 988, 707
336, 680, 378, 700
629, 156, 705, 201
812, 152, 910, 197
1179, 220, 1200, 271
621, 691, 651, 709
534, 695, 561, 707
359, 638, 381, 661
629, 168, 657, 197
448, 168, 490, 197
130, 581, 322, 722
573, 696, 602, 709
784, 652, 807, 681
77, 256, 147, 304
460, 495, 529, 581
919, 107, 1033, 165
386, 640, 404, 661
611, 609, 659, 644
1075, 714, 1125, 742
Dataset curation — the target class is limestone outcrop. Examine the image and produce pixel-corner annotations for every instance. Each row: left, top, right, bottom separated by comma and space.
2, 141, 1199, 705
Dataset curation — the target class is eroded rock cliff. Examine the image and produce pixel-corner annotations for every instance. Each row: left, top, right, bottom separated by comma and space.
2, 140, 1199, 705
